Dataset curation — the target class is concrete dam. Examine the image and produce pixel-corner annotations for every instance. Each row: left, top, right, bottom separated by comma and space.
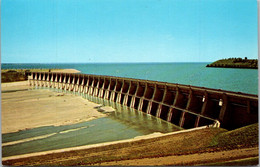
29, 72, 258, 130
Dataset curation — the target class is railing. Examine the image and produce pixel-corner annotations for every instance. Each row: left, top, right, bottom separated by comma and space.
29, 72, 258, 130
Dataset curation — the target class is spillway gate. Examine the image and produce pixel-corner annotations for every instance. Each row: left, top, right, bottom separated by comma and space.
29, 72, 258, 130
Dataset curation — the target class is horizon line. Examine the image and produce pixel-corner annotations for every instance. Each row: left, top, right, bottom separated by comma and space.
1, 62, 212, 64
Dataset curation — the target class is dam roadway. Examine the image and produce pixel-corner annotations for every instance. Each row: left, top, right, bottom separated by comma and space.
29, 72, 258, 130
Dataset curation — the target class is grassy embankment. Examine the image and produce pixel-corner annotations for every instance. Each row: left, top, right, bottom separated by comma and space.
3, 123, 258, 166
1, 69, 61, 83
206, 57, 258, 69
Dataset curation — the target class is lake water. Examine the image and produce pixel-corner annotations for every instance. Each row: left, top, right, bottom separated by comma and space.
2, 63, 258, 94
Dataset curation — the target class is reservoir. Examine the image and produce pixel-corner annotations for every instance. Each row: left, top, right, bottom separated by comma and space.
2, 62, 258, 95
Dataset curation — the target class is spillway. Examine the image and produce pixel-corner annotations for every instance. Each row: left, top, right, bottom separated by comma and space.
29, 72, 258, 130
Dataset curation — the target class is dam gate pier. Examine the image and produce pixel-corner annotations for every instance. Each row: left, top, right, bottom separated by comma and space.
29, 72, 258, 130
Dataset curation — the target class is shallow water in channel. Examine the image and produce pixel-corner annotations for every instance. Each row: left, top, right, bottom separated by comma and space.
2, 88, 181, 157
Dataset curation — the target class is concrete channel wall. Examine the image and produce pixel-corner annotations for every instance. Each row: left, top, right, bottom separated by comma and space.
29, 72, 258, 130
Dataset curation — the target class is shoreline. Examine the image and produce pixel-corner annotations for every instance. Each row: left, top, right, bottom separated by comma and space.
1, 68, 81, 73
1, 68, 81, 83
49, 69, 81, 73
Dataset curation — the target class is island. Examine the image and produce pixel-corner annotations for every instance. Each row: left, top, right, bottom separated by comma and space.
206, 57, 258, 69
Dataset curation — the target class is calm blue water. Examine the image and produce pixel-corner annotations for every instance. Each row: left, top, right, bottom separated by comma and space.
2, 63, 258, 95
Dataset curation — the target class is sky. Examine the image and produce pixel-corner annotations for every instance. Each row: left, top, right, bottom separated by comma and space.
1, 0, 258, 63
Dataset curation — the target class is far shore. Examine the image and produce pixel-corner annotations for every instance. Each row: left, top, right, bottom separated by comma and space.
1, 68, 81, 73
1, 68, 81, 83
45, 69, 81, 73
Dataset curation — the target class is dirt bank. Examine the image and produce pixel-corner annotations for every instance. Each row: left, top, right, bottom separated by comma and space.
2, 124, 258, 166
99, 147, 258, 166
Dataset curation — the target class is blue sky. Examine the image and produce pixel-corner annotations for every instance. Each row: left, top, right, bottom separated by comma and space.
1, 0, 258, 63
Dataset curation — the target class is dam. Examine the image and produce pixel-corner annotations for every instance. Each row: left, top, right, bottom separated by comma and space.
29, 72, 258, 130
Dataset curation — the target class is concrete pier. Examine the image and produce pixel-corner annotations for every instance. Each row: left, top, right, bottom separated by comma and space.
29, 72, 258, 130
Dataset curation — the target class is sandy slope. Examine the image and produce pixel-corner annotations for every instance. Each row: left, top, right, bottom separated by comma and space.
1, 81, 30, 91
1, 81, 110, 134
50, 69, 81, 73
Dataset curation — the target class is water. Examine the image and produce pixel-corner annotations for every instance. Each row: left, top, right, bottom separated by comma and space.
2, 88, 180, 157
2, 63, 258, 94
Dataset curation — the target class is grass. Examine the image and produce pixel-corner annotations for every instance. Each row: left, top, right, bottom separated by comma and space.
1, 69, 62, 73
210, 123, 258, 149
203, 156, 259, 166
1, 69, 62, 83
206, 58, 258, 69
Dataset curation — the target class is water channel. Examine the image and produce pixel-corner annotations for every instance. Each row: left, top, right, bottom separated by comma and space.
2, 87, 181, 157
